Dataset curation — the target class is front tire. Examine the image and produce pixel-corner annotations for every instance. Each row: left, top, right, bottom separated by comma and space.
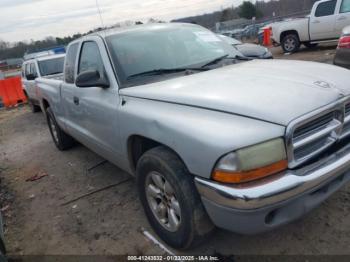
29, 100, 41, 113
136, 146, 214, 249
281, 34, 300, 53
46, 107, 75, 150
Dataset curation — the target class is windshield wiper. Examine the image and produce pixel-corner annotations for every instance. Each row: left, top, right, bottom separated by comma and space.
126, 68, 206, 80
201, 54, 230, 68
201, 54, 251, 68
234, 55, 251, 61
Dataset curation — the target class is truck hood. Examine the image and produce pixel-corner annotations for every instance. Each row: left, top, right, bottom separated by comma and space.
120, 60, 350, 126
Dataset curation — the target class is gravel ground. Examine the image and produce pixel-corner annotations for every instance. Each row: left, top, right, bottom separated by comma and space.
0, 47, 349, 257
272, 43, 337, 64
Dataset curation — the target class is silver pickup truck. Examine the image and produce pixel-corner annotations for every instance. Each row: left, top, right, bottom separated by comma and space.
36, 23, 350, 249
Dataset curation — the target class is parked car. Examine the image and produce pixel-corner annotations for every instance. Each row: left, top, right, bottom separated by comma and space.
0, 213, 6, 262
36, 23, 350, 249
334, 25, 350, 69
218, 34, 273, 59
22, 53, 65, 112
271, 0, 350, 52
241, 24, 260, 39
221, 28, 245, 40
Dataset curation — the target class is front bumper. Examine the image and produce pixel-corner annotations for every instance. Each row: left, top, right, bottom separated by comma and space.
195, 142, 350, 234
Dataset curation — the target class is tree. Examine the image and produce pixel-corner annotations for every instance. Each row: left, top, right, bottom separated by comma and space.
219, 9, 229, 22
238, 1, 262, 19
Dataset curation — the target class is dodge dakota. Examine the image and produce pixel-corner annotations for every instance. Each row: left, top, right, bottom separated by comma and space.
36, 23, 350, 249
271, 0, 350, 53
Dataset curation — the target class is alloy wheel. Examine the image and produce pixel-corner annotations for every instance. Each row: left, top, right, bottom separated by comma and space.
145, 171, 181, 232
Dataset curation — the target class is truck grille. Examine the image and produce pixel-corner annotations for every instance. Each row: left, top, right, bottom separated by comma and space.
341, 102, 350, 138
286, 98, 350, 168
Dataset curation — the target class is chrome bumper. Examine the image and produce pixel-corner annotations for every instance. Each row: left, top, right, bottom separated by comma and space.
195, 142, 350, 210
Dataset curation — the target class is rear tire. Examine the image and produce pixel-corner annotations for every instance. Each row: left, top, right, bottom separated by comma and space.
46, 107, 75, 150
304, 42, 318, 49
0, 239, 6, 257
136, 146, 214, 249
281, 34, 300, 53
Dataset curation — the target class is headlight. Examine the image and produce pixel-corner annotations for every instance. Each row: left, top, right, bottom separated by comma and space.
212, 138, 287, 184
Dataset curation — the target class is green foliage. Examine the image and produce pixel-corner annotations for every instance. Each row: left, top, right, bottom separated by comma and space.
0, 34, 82, 60
220, 9, 231, 22
238, 1, 262, 19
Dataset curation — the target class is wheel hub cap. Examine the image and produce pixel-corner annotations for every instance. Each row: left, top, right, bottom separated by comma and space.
145, 172, 181, 232
284, 38, 296, 52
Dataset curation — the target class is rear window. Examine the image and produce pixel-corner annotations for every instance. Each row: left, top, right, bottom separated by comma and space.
315, 0, 337, 17
64, 43, 79, 84
38, 57, 64, 77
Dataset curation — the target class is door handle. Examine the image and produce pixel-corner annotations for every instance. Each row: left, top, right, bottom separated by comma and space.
73, 96, 79, 105
337, 16, 347, 21
312, 20, 320, 24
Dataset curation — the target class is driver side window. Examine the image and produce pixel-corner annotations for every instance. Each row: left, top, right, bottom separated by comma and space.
341, 0, 350, 13
315, 0, 337, 17
78, 41, 106, 76
25, 64, 31, 79
30, 63, 38, 78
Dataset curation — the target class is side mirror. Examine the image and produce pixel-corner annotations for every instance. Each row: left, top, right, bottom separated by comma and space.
75, 70, 110, 88
26, 74, 36, 81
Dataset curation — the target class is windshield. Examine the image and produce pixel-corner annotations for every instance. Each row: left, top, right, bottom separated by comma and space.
38, 57, 65, 76
218, 35, 242, 45
106, 25, 241, 86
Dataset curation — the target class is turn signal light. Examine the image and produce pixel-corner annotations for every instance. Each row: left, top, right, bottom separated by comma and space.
212, 159, 288, 184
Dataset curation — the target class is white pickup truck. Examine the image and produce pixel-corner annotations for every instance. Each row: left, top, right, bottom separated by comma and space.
22, 54, 65, 112
271, 0, 350, 52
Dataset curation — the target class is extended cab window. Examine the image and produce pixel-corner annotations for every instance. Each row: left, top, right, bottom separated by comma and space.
64, 43, 79, 84
38, 57, 64, 77
315, 0, 337, 17
78, 41, 105, 76
341, 0, 350, 13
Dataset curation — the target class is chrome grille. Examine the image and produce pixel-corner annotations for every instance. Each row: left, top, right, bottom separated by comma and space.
293, 112, 335, 140
345, 103, 350, 115
286, 98, 349, 168
341, 102, 350, 138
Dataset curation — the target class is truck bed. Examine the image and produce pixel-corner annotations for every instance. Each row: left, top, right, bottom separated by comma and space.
35, 77, 63, 117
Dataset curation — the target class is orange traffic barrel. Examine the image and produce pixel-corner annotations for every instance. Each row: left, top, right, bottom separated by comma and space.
263, 27, 272, 47
0, 76, 27, 108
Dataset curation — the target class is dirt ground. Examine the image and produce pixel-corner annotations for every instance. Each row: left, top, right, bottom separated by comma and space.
0, 46, 350, 258
271, 43, 337, 64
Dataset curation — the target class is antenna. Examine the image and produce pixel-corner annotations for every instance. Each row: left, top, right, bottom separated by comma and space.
95, 0, 105, 28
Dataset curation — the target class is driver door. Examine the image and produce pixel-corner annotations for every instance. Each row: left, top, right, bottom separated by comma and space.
310, 0, 338, 40
73, 37, 121, 159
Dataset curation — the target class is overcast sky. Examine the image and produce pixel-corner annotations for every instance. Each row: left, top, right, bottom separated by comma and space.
0, 0, 250, 43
